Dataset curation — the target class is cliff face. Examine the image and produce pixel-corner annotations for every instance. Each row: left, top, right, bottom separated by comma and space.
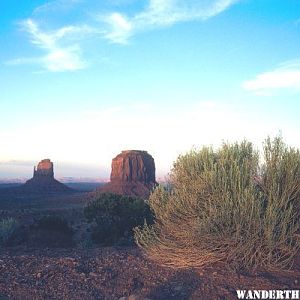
110, 150, 156, 184
24, 159, 71, 193
33, 159, 54, 178
99, 150, 157, 198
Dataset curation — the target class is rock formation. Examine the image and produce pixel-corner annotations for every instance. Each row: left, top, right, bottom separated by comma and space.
23, 159, 72, 193
33, 159, 54, 178
98, 150, 157, 198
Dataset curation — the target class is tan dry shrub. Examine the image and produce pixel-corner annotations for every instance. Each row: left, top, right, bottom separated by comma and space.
134, 137, 300, 271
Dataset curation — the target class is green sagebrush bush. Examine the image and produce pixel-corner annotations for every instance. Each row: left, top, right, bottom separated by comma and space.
34, 215, 73, 234
84, 193, 153, 246
134, 136, 300, 271
0, 217, 19, 246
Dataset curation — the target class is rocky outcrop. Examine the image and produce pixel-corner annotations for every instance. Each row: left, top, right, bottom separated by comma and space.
98, 150, 157, 198
23, 159, 72, 193
33, 159, 54, 178
110, 151, 156, 184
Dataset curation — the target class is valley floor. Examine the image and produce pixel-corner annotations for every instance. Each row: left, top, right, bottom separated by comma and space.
0, 246, 299, 300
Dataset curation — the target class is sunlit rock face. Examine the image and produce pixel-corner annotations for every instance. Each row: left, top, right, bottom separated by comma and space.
98, 150, 157, 198
110, 150, 156, 184
24, 159, 71, 193
33, 159, 54, 178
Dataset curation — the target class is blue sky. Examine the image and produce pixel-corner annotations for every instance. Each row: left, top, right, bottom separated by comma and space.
1, 0, 300, 180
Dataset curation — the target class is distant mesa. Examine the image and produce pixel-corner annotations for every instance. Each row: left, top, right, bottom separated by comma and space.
98, 150, 157, 199
23, 159, 72, 193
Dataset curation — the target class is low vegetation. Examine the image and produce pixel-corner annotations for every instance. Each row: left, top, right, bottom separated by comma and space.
84, 193, 153, 245
29, 215, 74, 247
34, 215, 73, 234
0, 217, 19, 246
135, 136, 300, 271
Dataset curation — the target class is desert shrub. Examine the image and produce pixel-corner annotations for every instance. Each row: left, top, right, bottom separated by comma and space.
29, 215, 74, 248
34, 215, 73, 233
0, 218, 19, 246
78, 236, 94, 249
84, 193, 153, 245
134, 136, 300, 271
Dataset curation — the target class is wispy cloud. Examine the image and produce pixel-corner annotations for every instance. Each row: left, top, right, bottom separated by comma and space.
11, 19, 94, 72
102, 12, 133, 44
242, 59, 300, 96
0, 160, 35, 167
102, 0, 240, 43
33, 0, 83, 15
10, 0, 239, 70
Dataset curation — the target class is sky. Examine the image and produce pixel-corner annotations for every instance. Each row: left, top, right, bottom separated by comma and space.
1, 0, 300, 181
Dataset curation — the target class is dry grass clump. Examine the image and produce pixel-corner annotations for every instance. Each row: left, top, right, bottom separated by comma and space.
134, 136, 300, 271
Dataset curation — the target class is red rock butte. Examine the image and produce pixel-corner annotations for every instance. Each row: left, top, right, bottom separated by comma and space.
98, 150, 157, 198
24, 159, 71, 193
34, 159, 54, 178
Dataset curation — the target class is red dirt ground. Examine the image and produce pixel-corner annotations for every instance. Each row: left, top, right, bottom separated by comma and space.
0, 247, 299, 300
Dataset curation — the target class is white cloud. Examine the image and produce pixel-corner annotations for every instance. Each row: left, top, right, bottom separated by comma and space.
102, 0, 240, 43
242, 59, 300, 96
43, 45, 85, 71
33, 0, 83, 15
9, 0, 240, 70
13, 19, 92, 72
140, 0, 239, 26
103, 13, 133, 44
